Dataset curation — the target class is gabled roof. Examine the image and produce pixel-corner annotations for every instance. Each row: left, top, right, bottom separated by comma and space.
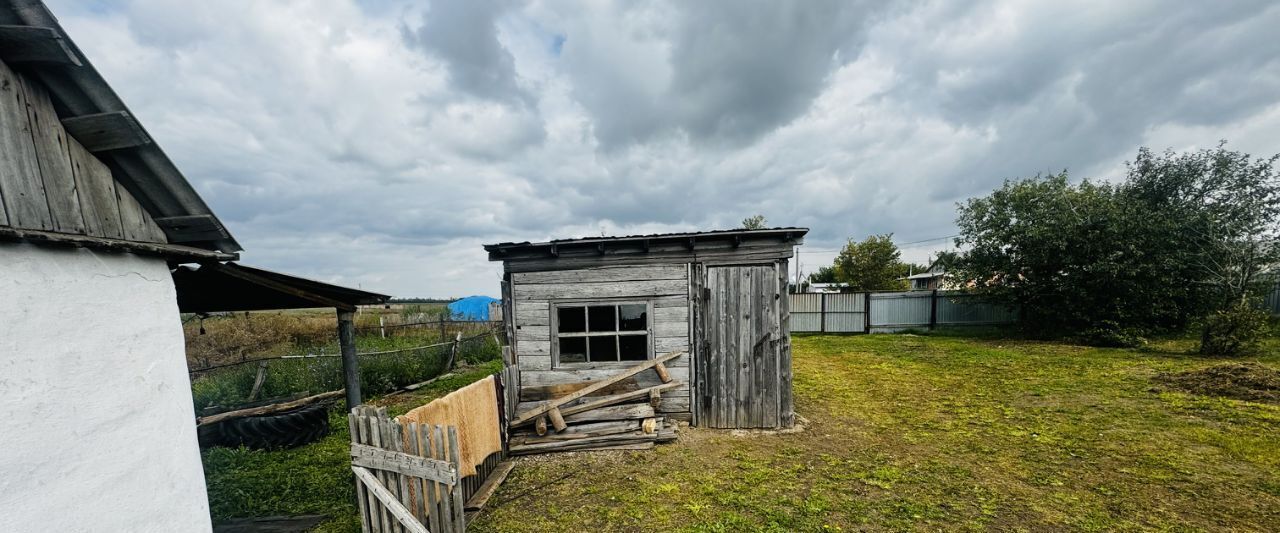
0, 1, 240, 252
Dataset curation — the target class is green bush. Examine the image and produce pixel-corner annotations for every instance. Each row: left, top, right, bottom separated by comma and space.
1075, 320, 1148, 348
1198, 301, 1270, 356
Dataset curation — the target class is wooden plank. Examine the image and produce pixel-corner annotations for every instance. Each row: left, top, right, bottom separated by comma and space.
198, 390, 343, 426
520, 365, 689, 389
357, 416, 387, 533
154, 214, 227, 243
352, 467, 428, 533
0, 225, 233, 260
515, 340, 550, 357
654, 320, 686, 338
348, 415, 372, 533
515, 327, 549, 342
115, 183, 153, 242
511, 355, 684, 426
464, 460, 515, 512
0, 25, 79, 65
367, 417, 392, 533
419, 425, 441, 533
67, 138, 123, 238
447, 427, 465, 530
350, 444, 457, 484
60, 111, 150, 152
653, 305, 688, 324
0, 58, 50, 229
517, 355, 551, 371
512, 278, 687, 300
514, 302, 548, 326
513, 264, 688, 284
779, 262, 794, 428
433, 426, 454, 533
20, 74, 84, 234
561, 403, 655, 423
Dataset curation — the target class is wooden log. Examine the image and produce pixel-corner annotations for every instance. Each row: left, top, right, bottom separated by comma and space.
246, 361, 269, 402
510, 352, 686, 427
508, 431, 657, 455
197, 389, 342, 426
547, 407, 567, 432
653, 362, 672, 383
642, 418, 657, 434
338, 310, 362, 408
648, 388, 661, 409
534, 416, 547, 436
509, 420, 639, 445
561, 403, 655, 424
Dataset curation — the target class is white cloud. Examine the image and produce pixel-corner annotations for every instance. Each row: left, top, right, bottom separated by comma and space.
43, 0, 1280, 297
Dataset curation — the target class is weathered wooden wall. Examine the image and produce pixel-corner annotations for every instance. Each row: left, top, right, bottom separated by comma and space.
510, 264, 693, 419
0, 58, 165, 242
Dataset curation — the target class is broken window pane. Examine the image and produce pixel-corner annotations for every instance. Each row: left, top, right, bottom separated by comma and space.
589, 336, 618, 362
619, 304, 647, 331
588, 305, 616, 332
619, 335, 648, 361
557, 306, 585, 333
559, 337, 586, 363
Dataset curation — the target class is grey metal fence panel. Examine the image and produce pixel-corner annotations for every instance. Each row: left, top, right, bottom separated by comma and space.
822, 293, 866, 332
936, 292, 1018, 324
869, 292, 932, 328
790, 293, 824, 332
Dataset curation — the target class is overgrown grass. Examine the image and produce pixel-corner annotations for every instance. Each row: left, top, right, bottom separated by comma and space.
190, 334, 501, 412
473, 333, 1280, 532
202, 360, 504, 532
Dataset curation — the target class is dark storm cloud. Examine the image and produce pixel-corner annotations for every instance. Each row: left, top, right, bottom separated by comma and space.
406, 0, 530, 105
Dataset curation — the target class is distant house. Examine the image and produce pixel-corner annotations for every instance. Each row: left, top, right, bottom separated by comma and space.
905, 261, 948, 291
807, 282, 845, 293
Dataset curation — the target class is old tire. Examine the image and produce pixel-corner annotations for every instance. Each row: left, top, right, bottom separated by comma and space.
214, 403, 332, 450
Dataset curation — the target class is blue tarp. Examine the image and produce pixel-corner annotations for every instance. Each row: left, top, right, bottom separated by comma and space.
448, 295, 499, 321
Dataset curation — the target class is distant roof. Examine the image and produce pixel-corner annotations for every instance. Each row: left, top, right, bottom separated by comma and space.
0, 1, 240, 252
484, 227, 808, 260
906, 271, 945, 280
173, 263, 389, 313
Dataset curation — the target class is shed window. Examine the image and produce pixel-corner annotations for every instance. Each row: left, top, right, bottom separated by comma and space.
554, 302, 650, 365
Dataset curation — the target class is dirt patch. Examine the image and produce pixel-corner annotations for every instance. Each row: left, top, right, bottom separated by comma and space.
1156, 362, 1280, 404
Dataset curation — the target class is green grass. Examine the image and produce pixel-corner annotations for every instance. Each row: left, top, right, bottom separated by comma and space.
472, 333, 1280, 532
201, 360, 503, 532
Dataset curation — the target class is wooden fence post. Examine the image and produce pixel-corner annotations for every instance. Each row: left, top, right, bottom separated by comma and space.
819, 292, 826, 333
929, 289, 939, 330
338, 309, 362, 408
863, 292, 871, 333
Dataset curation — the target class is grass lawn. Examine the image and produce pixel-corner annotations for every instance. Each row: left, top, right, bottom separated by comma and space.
471, 333, 1280, 532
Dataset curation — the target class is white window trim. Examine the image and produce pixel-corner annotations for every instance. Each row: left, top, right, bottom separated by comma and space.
550, 299, 654, 368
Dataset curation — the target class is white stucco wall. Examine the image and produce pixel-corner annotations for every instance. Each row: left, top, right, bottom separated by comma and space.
0, 243, 212, 533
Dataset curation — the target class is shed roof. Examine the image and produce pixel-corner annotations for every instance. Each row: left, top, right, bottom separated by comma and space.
0, 1, 240, 253
173, 263, 389, 313
484, 227, 808, 262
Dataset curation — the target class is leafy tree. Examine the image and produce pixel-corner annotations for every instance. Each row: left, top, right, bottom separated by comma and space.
808, 265, 839, 284
741, 214, 768, 229
950, 144, 1280, 349
832, 234, 911, 291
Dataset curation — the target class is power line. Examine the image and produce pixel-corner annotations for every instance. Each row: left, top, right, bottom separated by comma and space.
796, 234, 960, 253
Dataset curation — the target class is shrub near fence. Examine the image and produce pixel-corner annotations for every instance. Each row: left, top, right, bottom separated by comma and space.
190, 332, 502, 413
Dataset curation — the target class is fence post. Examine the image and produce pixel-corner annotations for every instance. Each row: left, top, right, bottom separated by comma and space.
929, 289, 939, 330
338, 308, 362, 408
379, 316, 386, 339
863, 292, 871, 333
819, 293, 827, 333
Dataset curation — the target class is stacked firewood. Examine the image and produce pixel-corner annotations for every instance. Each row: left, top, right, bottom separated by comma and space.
507, 352, 684, 455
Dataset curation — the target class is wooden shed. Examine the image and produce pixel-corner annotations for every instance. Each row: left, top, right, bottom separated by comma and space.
485, 228, 807, 429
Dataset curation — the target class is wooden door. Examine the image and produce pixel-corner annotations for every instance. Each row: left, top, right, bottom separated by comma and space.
697, 264, 790, 428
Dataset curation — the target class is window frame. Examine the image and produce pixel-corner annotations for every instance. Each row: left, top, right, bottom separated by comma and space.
550, 299, 654, 368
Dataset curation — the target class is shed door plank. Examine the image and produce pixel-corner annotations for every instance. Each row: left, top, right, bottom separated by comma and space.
0, 59, 50, 228
20, 75, 84, 234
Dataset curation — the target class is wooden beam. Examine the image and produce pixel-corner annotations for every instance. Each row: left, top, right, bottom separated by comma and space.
464, 460, 515, 513
0, 225, 236, 260
512, 380, 683, 428
350, 443, 457, 484
0, 25, 79, 65
351, 466, 429, 533
208, 262, 355, 310
60, 111, 151, 152
510, 352, 686, 427
547, 407, 567, 432
338, 309, 362, 408
153, 214, 228, 243
197, 389, 343, 426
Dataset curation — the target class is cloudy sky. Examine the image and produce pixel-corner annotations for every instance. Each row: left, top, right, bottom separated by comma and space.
48, 0, 1280, 298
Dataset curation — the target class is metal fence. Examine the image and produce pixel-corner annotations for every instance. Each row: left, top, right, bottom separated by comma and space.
790, 290, 1017, 333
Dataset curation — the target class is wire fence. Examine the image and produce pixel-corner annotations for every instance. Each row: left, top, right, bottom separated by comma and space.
190, 330, 504, 414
